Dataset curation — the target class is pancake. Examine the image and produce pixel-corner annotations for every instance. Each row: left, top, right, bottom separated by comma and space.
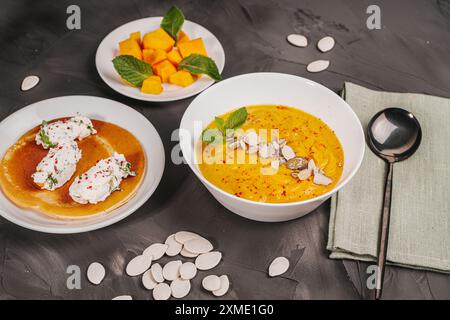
0, 118, 146, 219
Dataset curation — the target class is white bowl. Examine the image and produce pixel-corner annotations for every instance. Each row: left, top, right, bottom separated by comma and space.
0, 96, 165, 233
96, 17, 225, 102
180, 73, 365, 222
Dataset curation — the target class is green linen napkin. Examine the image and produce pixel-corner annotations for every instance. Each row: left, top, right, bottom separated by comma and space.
327, 82, 450, 273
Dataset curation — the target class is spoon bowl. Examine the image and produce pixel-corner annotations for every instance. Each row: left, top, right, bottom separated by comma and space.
368, 108, 422, 162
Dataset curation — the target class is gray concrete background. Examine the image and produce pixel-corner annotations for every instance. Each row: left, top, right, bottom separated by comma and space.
0, 0, 449, 299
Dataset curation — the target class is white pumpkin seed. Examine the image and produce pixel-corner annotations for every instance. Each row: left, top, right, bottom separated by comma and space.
184, 238, 213, 254
248, 145, 258, 154
179, 262, 197, 280
143, 243, 168, 260
170, 279, 191, 298
153, 282, 171, 300
317, 36, 335, 52
112, 295, 132, 300
150, 263, 164, 283
281, 145, 296, 160
287, 34, 308, 47
21, 75, 40, 91
174, 231, 201, 244
126, 254, 152, 276
142, 269, 157, 290
162, 260, 182, 281
308, 159, 316, 171
202, 275, 221, 291
244, 131, 258, 146
271, 160, 280, 171
87, 262, 105, 285
195, 251, 222, 271
313, 172, 333, 185
213, 275, 230, 297
165, 234, 182, 256
298, 169, 312, 180
306, 60, 330, 73
268, 257, 290, 277
180, 247, 199, 258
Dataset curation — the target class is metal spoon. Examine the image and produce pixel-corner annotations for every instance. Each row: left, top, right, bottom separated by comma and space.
367, 107, 422, 300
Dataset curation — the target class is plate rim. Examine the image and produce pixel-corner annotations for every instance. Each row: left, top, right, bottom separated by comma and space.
95, 16, 226, 102
0, 95, 165, 234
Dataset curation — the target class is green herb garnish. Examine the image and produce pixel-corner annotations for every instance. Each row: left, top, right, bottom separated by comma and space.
203, 107, 248, 144
38, 130, 56, 148
214, 117, 225, 134
121, 162, 136, 176
112, 55, 153, 87
202, 128, 224, 144
223, 107, 248, 130
46, 175, 58, 189
179, 54, 221, 81
161, 5, 185, 41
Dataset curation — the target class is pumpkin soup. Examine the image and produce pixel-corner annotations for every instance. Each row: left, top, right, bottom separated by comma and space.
198, 105, 344, 203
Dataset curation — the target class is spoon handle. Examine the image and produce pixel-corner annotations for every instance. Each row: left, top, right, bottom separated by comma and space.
375, 162, 394, 300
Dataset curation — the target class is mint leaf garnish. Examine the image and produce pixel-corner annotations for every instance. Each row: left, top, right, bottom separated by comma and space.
161, 5, 185, 41
179, 54, 221, 81
224, 107, 248, 130
112, 55, 153, 87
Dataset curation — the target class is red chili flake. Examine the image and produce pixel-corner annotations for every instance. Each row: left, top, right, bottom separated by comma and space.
87, 186, 92, 189
55, 159, 58, 164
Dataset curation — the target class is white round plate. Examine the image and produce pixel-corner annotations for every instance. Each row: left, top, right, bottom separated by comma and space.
0, 96, 165, 233
96, 17, 225, 102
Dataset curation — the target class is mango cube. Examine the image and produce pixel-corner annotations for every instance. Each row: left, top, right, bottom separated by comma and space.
142, 28, 175, 52
119, 38, 142, 60
153, 60, 177, 83
169, 70, 195, 87
178, 31, 190, 44
130, 31, 141, 46
141, 76, 163, 95
167, 49, 182, 66
178, 38, 208, 58
143, 49, 166, 65
142, 48, 154, 62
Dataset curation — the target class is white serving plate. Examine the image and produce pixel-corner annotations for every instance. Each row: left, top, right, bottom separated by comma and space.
95, 17, 225, 102
180, 73, 365, 222
0, 96, 165, 233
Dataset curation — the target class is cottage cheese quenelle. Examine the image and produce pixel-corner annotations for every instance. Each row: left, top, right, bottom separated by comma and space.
36, 115, 97, 149
32, 140, 82, 190
69, 152, 136, 204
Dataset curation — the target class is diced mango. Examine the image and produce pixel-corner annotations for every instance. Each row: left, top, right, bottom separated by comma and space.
177, 38, 208, 58
142, 28, 175, 52
141, 76, 163, 95
119, 38, 142, 60
142, 48, 154, 62
130, 31, 141, 46
143, 48, 167, 65
178, 31, 190, 44
169, 70, 195, 87
153, 60, 177, 83
167, 49, 182, 66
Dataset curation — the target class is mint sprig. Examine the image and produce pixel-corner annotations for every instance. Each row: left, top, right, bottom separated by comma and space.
203, 107, 248, 144
161, 5, 185, 41
112, 55, 153, 87
179, 54, 221, 81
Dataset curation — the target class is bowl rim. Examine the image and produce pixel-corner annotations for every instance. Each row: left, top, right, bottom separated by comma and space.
180, 72, 365, 207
